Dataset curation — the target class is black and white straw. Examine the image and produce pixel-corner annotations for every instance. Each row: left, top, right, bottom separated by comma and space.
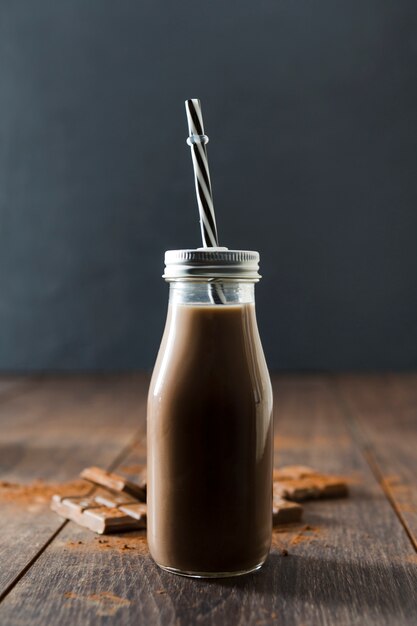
185, 99, 219, 248
185, 98, 226, 304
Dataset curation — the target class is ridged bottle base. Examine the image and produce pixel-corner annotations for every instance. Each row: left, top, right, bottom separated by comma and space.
155, 559, 266, 579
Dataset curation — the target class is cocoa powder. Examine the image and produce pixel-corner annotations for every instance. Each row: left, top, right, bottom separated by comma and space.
271, 523, 320, 551
93, 534, 148, 554
64, 532, 148, 554
0, 479, 90, 505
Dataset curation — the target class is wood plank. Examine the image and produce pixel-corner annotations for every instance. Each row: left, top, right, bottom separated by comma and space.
0, 374, 148, 597
1, 376, 416, 625
336, 373, 417, 550
0, 377, 32, 397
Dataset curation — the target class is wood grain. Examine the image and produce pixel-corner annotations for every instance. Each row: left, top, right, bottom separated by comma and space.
0, 377, 33, 398
0, 374, 148, 597
336, 373, 417, 550
0, 375, 416, 625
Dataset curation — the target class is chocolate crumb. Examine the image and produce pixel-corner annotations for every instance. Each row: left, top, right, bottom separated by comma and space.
281, 549, 289, 556
78, 541, 83, 545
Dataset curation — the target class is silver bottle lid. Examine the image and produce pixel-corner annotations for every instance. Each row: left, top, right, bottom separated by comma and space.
163, 247, 261, 280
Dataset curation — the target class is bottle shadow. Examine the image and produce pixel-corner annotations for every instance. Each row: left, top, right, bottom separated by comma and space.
208, 551, 417, 617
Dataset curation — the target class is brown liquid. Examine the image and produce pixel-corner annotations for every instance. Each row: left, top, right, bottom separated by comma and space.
147, 303, 273, 575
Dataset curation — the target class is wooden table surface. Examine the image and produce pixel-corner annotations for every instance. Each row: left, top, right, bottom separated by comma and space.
0, 374, 416, 625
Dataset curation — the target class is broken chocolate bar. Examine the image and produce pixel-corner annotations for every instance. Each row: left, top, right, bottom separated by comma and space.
56, 495, 101, 513
51, 495, 98, 528
80, 467, 146, 502
83, 506, 145, 534
51, 495, 145, 534
94, 490, 137, 508
119, 502, 147, 523
273, 465, 348, 501
272, 496, 303, 525
120, 465, 147, 495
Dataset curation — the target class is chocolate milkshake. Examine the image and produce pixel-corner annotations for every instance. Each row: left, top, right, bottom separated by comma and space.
147, 251, 273, 577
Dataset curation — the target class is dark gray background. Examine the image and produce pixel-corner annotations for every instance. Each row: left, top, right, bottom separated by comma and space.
1, 1, 416, 371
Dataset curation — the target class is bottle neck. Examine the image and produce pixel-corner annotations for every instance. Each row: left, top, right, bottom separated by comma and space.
168, 281, 256, 305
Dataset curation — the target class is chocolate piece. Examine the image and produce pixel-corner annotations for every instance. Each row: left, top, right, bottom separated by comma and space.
272, 496, 303, 525
137, 471, 147, 495
51, 496, 144, 534
273, 465, 348, 501
80, 467, 146, 501
82, 506, 143, 534
59, 496, 101, 512
94, 491, 137, 508
119, 502, 147, 526
51, 494, 100, 512
120, 465, 147, 494
51, 495, 89, 527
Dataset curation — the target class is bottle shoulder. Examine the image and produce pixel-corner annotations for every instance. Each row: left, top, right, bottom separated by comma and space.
148, 302, 271, 407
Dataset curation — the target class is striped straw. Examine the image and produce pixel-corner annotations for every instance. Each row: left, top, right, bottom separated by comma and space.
185, 99, 219, 248
185, 99, 226, 304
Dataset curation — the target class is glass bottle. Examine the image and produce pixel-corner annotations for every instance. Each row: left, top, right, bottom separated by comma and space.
147, 249, 273, 578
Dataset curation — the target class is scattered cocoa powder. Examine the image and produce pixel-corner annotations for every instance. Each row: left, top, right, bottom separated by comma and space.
272, 523, 321, 552
290, 533, 314, 546
66, 533, 148, 554
67, 540, 87, 549
0, 479, 90, 505
118, 535, 148, 554
93, 533, 148, 555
